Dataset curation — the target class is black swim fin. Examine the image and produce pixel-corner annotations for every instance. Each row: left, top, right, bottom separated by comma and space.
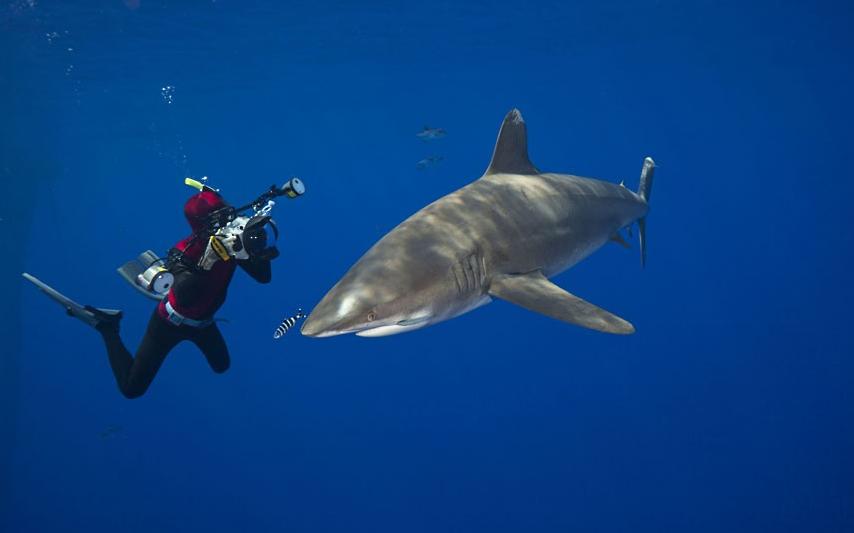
22, 273, 123, 330
83, 305, 123, 332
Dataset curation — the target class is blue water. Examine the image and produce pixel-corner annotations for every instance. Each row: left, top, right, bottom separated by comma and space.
3, 1, 853, 531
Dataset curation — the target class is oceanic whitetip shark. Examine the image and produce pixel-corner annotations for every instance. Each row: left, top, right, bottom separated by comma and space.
301, 109, 654, 338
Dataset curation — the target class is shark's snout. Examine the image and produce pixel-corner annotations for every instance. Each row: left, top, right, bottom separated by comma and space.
299, 311, 342, 338
299, 314, 323, 337
300, 303, 351, 337
300, 284, 369, 338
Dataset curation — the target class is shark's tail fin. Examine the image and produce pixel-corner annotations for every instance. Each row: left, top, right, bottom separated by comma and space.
637, 157, 655, 267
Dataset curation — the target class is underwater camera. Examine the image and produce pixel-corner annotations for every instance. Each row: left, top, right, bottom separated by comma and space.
196, 178, 303, 268
199, 213, 280, 269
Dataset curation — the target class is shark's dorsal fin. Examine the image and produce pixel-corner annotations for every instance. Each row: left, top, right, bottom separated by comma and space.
488, 271, 635, 334
485, 109, 539, 176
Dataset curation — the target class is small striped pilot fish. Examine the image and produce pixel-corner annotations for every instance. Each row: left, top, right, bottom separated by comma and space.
273, 309, 306, 339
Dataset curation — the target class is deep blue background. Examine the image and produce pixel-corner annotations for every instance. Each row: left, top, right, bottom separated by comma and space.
3, 1, 853, 531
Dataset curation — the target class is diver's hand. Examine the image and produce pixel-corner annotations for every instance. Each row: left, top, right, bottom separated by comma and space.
238, 253, 273, 283
220, 233, 250, 261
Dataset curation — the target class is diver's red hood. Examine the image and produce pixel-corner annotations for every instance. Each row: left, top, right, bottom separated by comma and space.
184, 190, 225, 232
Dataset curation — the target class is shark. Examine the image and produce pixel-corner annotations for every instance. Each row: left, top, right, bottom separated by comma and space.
301, 109, 654, 338
415, 155, 444, 170
416, 126, 447, 141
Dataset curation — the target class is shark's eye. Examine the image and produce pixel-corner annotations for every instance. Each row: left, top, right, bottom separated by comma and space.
367, 311, 376, 322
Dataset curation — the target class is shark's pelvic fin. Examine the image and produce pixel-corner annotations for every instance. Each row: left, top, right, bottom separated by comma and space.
484, 109, 539, 176
488, 271, 635, 334
610, 232, 631, 249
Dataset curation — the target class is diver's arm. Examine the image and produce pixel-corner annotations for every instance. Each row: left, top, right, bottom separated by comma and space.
237, 253, 275, 284
170, 257, 208, 301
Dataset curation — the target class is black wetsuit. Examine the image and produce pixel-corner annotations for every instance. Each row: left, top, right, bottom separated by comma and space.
95, 256, 271, 399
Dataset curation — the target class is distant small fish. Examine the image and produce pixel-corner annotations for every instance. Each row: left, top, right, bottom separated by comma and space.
100, 424, 124, 440
416, 155, 443, 170
416, 126, 446, 141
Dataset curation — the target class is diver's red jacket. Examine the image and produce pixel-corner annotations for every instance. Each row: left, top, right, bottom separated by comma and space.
156, 190, 271, 322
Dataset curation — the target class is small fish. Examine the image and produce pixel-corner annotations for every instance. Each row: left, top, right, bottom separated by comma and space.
274, 309, 306, 339
100, 424, 124, 440
416, 126, 446, 141
416, 155, 443, 170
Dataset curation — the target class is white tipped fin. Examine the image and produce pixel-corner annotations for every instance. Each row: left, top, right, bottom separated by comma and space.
484, 109, 539, 176
488, 271, 635, 334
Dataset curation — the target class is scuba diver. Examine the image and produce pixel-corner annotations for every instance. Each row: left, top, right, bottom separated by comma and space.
23, 177, 305, 399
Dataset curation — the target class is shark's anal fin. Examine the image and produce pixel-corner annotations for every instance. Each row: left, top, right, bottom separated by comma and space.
610, 232, 631, 249
484, 109, 539, 176
488, 271, 635, 334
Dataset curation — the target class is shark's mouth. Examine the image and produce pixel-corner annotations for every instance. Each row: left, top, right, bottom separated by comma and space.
302, 315, 432, 338
355, 320, 430, 337
302, 296, 494, 339
354, 314, 433, 337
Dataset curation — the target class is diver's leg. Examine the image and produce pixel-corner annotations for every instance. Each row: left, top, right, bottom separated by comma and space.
190, 324, 231, 374
98, 310, 183, 399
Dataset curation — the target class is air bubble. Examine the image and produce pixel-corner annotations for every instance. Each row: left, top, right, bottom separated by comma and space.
161, 85, 175, 104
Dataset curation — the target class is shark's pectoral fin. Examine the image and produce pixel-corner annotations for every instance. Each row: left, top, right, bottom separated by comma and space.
488, 271, 635, 334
